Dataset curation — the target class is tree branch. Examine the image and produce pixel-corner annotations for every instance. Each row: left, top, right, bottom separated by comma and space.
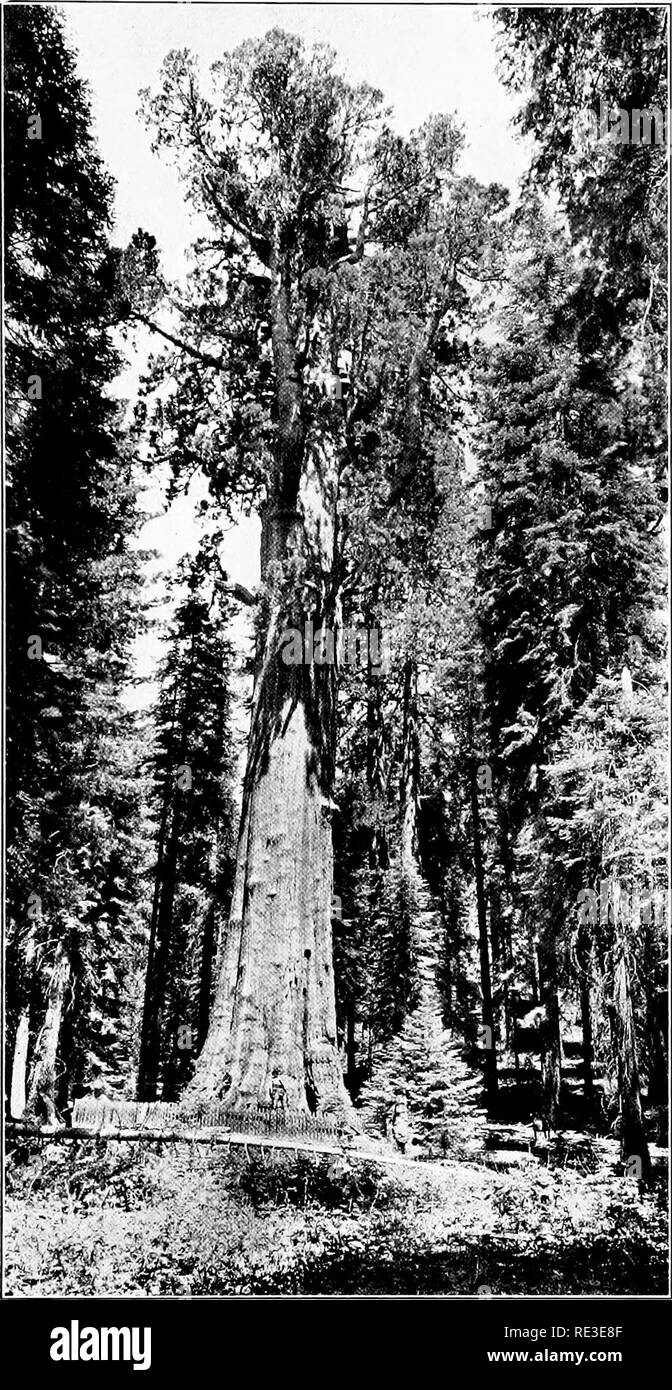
222, 580, 257, 607
132, 312, 223, 369
202, 177, 271, 265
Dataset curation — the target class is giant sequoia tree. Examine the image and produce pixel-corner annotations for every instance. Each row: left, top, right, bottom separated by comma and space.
131, 35, 385, 1114
130, 31, 504, 1115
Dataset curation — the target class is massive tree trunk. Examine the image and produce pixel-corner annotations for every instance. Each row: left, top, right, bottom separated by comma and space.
189, 499, 347, 1113
189, 241, 349, 1115
26, 941, 70, 1124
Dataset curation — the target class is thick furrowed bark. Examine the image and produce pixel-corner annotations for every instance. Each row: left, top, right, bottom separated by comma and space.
189, 411, 350, 1117
187, 208, 353, 1116
190, 696, 345, 1112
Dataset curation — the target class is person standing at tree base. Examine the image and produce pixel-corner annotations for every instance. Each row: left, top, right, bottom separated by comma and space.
270, 1068, 288, 1113
388, 1088, 413, 1153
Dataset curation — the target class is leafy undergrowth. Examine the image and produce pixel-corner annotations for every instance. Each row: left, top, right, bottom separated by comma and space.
5, 1139, 668, 1296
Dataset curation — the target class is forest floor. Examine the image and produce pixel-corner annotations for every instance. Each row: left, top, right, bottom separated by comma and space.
5, 1128, 668, 1296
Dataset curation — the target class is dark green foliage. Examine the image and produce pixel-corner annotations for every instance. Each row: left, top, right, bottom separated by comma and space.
4, 5, 150, 1105
139, 544, 238, 1098
357, 989, 487, 1159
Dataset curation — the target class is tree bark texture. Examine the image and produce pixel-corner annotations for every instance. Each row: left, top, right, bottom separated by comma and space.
189, 238, 350, 1115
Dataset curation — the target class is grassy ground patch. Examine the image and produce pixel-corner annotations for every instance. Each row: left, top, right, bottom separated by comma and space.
5, 1139, 668, 1297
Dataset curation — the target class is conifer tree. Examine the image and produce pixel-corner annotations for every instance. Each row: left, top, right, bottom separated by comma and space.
4, 4, 147, 1116
139, 542, 237, 1099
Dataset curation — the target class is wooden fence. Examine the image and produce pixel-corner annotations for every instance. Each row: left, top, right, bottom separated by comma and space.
72, 1099, 342, 1140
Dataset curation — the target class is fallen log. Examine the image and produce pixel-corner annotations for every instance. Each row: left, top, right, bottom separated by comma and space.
5, 1121, 466, 1179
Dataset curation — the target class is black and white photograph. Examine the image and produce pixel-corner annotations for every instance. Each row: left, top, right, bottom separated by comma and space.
2, 0, 669, 1335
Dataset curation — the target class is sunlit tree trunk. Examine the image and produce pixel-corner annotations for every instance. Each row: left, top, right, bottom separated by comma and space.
189, 494, 347, 1114
538, 928, 562, 1130
26, 941, 70, 1124
469, 762, 498, 1109
466, 694, 498, 1107
10, 1007, 30, 1119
